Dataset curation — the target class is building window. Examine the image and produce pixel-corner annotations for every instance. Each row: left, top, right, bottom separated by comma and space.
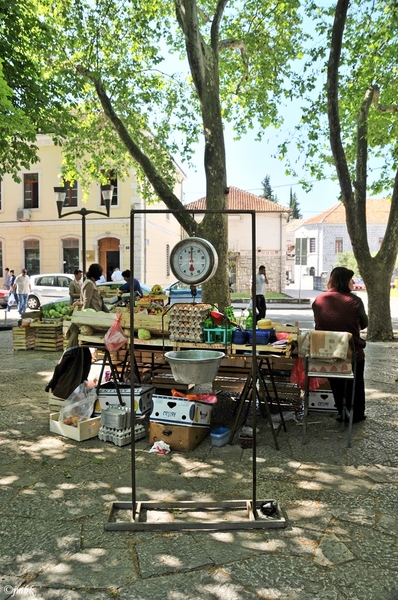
0, 241, 3, 277
63, 238, 80, 273
101, 170, 118, 206
335, 237, 343, 253
309, 238, 316, 253
24, 239, 40, 274
63, 180, 78, 207
166, 244, 170, 276
24, 173, 39, 209
295, 238, 308, 266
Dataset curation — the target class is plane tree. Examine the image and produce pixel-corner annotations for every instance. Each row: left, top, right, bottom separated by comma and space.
285, 0, 398, 340
39, 0, 303, 308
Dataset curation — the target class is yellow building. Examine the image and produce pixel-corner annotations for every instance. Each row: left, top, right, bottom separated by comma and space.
0, 135, 183, 287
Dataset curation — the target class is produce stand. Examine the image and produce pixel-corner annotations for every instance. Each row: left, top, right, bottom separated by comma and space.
104, 207, 289, 532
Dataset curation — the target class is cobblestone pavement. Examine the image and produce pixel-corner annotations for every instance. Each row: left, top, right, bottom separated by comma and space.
0, 321, 398, 600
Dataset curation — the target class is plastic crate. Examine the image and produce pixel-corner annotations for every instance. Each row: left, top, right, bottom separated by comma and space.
210, 427, 230, 447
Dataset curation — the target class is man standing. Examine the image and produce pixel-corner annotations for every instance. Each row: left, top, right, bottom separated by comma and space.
251, 265, 268, 323
12, 269, 31, 315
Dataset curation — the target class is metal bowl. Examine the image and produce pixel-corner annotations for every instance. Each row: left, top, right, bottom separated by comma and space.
164, 350, 225, 384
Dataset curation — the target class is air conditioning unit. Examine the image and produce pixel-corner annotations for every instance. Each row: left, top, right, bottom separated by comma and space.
16, 209, 31, 221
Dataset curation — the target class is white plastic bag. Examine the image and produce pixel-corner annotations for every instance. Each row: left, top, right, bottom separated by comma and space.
59, 391, 96, 426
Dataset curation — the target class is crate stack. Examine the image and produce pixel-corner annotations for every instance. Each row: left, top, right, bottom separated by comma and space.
168, 303, 212, 343
32, 322, 64, 351
12, 326, 35, 351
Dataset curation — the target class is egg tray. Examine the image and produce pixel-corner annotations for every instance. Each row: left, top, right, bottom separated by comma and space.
98, 423, 146, 446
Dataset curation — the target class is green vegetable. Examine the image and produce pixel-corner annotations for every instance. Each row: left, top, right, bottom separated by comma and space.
138, 328, 151, 340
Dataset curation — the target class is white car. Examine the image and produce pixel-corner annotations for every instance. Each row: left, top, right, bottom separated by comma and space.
27, 273, 74, 309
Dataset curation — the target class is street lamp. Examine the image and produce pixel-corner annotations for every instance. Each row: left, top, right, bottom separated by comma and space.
54, 184, 113, 277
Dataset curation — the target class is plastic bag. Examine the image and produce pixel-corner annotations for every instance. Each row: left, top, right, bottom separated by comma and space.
58, 391, 96, 426
290, 357, 321, 391
104, 313, 128, 352
7, 293, 16, 307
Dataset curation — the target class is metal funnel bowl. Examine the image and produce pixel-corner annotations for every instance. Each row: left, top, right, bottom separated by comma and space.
164, 350, 225, 384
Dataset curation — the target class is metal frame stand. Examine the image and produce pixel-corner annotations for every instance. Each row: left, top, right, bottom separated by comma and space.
104, 208, 286, 531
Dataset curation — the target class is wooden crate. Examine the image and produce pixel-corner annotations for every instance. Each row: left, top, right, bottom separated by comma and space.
33, 323, 63, 351
129, 313, 170, 335
12, 326, 35, 351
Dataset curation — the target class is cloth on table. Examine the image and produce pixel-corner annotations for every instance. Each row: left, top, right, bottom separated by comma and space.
309, 330, 352, 360
45, 346, 92, 399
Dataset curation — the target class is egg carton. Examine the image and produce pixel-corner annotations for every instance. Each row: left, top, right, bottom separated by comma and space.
98, 423, 146, 446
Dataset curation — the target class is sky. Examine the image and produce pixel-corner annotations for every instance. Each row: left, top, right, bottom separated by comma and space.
179, 125, 341, 220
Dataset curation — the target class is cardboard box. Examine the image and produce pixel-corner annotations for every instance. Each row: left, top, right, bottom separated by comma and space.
150, 394, 212, 427
149, 421, 209, 452
97, 383, 155, 414
50, 412, 101, 441
308, 389, 337, 412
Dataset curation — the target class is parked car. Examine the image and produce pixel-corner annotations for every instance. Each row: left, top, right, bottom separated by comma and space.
0, 288, 11, 308
352, 277, 366, 291
28, 273, 74, 309
163, 280, 203, 304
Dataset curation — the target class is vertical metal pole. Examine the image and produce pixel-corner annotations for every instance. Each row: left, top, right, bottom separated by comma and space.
298, 237, 302, 303
251, 211, 257, 516
130, 210, 137, 519
82, 213, 86, 278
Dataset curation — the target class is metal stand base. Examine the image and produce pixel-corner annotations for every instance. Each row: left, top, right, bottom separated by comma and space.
104, 499, 286, 531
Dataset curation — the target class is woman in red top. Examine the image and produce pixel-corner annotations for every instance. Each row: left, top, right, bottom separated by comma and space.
312, 267, 368, 423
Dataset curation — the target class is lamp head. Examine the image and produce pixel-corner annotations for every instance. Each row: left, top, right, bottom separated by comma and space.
54, 186, 66, 218
100, 184, 114, 217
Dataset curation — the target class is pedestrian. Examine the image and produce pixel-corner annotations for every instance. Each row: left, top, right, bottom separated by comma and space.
251, 265, 268, 323
3, 268, 11, 290
312, 266, 368, 423
118, 269, 143, 297
82, 264, 109, 312
12, 269, 31, 314
111, 267, 123, 282
69, 269, 83, 305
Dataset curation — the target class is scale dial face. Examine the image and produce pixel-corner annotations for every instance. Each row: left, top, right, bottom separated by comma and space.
170, 238, 218, 285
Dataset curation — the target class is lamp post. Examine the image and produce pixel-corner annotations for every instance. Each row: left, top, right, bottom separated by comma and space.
54, 185, 113, 277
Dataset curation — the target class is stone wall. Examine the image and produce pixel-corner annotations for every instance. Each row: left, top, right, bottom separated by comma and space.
233, 251, 286, 294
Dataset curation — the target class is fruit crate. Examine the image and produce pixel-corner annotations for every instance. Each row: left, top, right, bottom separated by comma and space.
32, 322, 64, 351
12, 326, 35, 351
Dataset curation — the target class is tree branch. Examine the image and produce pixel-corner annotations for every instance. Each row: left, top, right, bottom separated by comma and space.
327, 0, 352, 204
211, 0, 229, 53
218, 38, 247, 51
79, 70, 196, 233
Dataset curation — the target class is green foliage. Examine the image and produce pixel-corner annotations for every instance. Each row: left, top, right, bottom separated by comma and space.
5, 0, 303, 198
334, 251, 359, 275
288, 187, 302, 219
261, 175, 278, 202
0, 0, 74, 179
282, 1, 398, 196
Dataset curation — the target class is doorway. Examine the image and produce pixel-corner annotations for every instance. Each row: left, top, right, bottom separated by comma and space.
98, 238, 120, 281
106, 251, 120, 281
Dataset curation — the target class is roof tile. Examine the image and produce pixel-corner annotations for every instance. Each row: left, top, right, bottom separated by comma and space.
185, 186, 289, 213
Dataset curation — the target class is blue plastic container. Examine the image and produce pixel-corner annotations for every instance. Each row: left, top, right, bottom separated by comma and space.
247, 329, 273, 345
232, 328, 248, 344
210, 427, 231, 447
